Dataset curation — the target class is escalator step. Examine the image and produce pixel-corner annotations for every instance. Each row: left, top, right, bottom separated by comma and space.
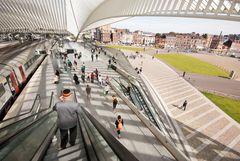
47, 138, 83, 154
44, 143, 85, 161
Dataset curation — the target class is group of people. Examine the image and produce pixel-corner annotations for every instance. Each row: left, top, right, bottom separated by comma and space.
53, 47, 127, 150
53, 87, 123, 149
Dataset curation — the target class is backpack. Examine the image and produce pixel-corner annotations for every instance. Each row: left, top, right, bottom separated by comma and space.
118, 119, 123, 130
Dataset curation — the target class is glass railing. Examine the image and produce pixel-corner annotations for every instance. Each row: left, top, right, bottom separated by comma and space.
0, 92, 54, 128
0, 92, 54, 143
0, 111, 56, 161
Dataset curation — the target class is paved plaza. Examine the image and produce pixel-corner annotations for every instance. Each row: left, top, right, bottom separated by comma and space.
125, 50, 240, 161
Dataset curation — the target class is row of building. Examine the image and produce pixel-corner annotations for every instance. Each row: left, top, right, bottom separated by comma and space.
85, 25, 240, 53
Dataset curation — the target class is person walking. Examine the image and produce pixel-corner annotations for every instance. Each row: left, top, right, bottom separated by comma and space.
81, 64, 85, 74
108, 59, 111, 69
90, 72, 95, 83
95, 68, 99, 81
91, 53, 94, 62
73, 73, 80, 85
78, 52, 82, 60
182, 71, 186, 78
180, 100, 188, 111
115, 115, 124, 138
55, 70, 60, 77
81, 73, 85, 83
98, 74, 102, 86
96, 53, 98, 61
86, 84, 91, 99
53, 89, 80, 149
104, 84, 110, 95
112, 95, 118, 110
67, 59, 72, 70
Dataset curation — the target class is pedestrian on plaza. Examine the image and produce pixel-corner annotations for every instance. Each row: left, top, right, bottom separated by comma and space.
98, 74, 103, 86
73, 73, 80, 85
78, 52, 82, 59
91, 53, 94, 62
95, 68, 99, 80
53, 75, 59, 84
105, 76, 109, 85
180, 100, 188, 111
115, 115, 124, 138
86, 84, 91, 99
74, 53, 78, 58
74, 60, 77, 70
96, 53, 98, 60
67, 59, 72, 70
55, 70, 60, 77
112, 95, 118, 110
86, 72, 90, 82
53, 89, 80, 149
182, 71, 186, 78
152, 56, 154, 59
90, 72, 95, 83
139, 67, 142, 73
81, 64, 86, 74
81, 73, 85, 83
104, 84, 110, 95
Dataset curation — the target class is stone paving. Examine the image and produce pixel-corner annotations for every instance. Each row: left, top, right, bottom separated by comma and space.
126, 51, 240, 161
58, 42, 176, 161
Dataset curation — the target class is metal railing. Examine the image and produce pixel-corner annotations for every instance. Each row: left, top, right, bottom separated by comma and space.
0, 92, 54, 143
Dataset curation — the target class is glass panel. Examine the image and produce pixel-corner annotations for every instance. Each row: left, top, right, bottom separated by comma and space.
0, 109, 51, 139
81, 111, 120, 161
0, 112, 56, 161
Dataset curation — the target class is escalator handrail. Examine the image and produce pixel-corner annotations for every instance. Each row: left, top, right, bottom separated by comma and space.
81, 107, 139, 161
0, 110, 54, 147
31, 122, 57, 161
73, 89, 138, 161
0, 94, 41, 124
0, 92, 54, 131
74, 89, 98, 161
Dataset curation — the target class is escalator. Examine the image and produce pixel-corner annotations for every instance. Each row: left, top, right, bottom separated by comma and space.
0, 90, 138, 161
110, 77, 175, 144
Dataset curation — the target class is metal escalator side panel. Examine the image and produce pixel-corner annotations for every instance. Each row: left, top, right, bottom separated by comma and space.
0, 112, 57, 161
81, 107, 139, 161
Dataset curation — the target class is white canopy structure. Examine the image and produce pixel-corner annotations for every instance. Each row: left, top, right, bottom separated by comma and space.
0, 0, 240, 36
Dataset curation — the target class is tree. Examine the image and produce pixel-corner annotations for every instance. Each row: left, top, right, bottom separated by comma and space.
155, 33, 161, 37
202, 33, 208, 39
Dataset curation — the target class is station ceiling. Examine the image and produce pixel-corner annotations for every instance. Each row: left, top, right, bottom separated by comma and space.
0, 0, 239, 36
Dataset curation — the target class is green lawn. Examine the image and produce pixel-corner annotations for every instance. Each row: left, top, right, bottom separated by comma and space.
202, 91, 240, 123
106, 45, 149, 51
154, 54, 229, 77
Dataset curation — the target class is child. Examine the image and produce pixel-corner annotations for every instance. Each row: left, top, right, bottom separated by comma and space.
115, 115, 124, 138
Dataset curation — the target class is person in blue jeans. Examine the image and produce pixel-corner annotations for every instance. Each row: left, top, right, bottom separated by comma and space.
53, 89, 80, 149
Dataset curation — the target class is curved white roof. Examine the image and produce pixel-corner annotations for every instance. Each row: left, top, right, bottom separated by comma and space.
0, 0, 240, 36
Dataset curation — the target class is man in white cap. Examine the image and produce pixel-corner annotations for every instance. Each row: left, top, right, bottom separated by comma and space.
53, 89, 80, 149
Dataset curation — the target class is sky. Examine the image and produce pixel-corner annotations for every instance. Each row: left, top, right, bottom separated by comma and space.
111, 16, 240, 35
